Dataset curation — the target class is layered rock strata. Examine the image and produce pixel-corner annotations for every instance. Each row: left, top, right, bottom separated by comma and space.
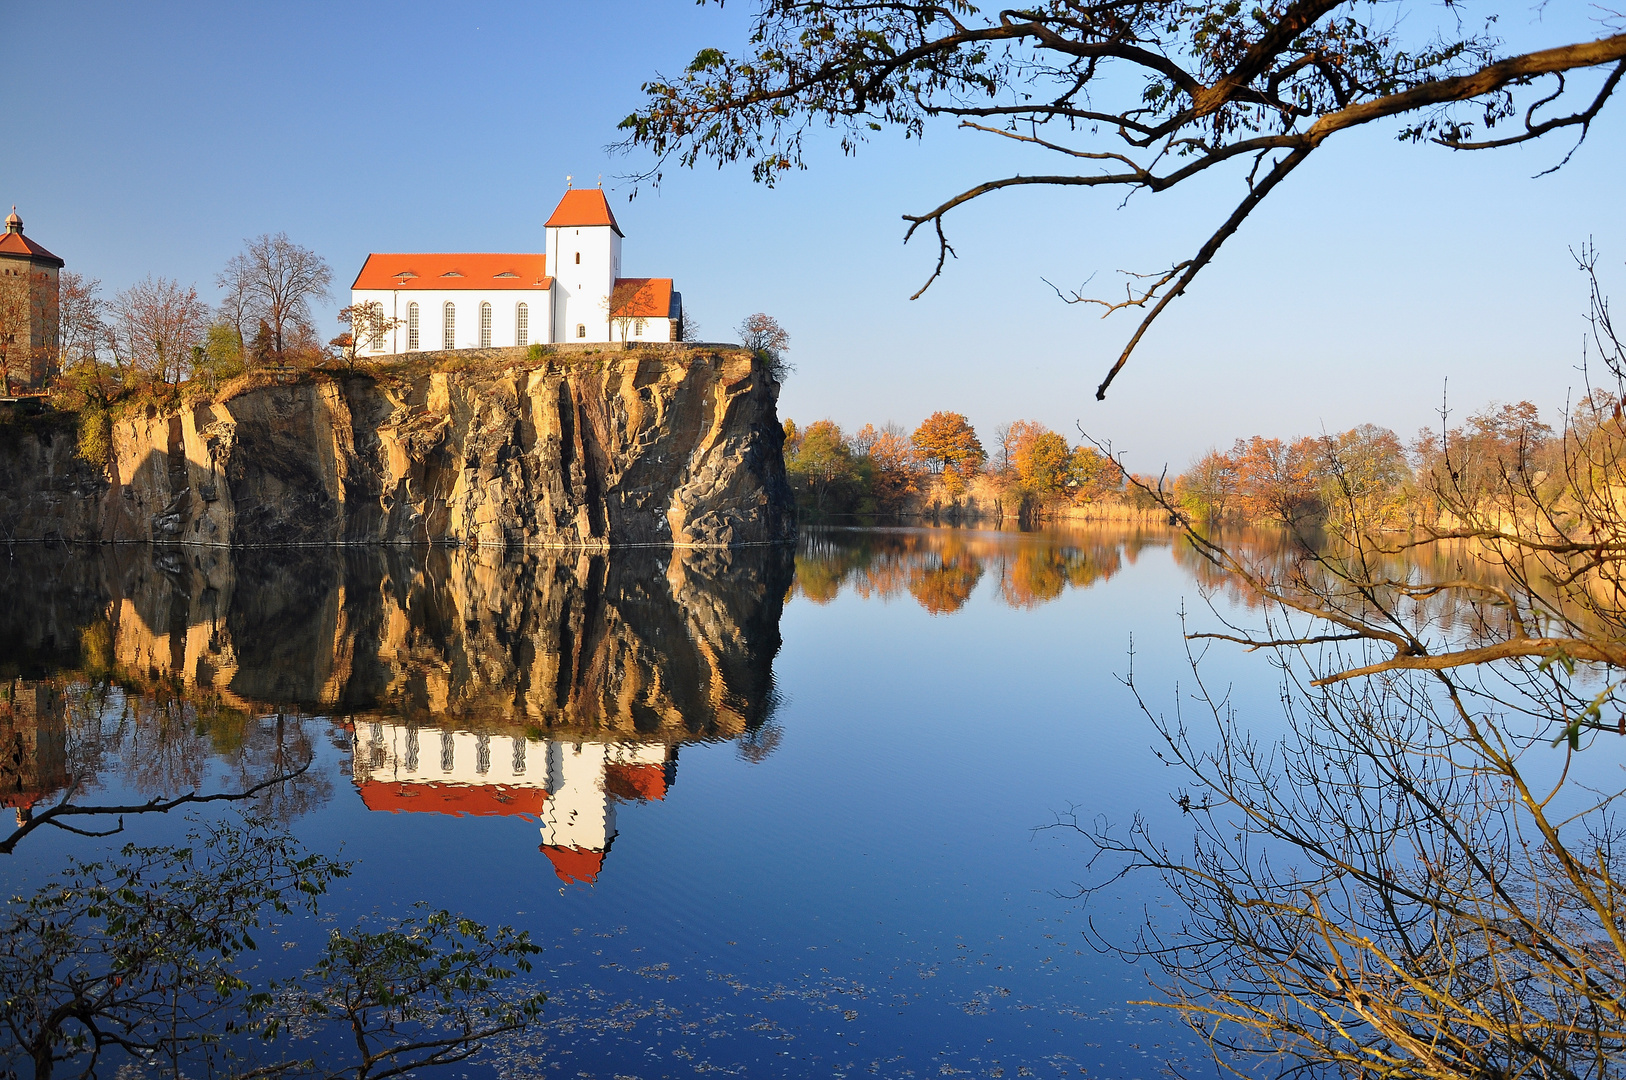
0, 345, 795, 548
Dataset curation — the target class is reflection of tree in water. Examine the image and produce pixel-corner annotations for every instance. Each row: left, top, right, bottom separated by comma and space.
995, 540, 1125, 609
1169, 528, 1535, 648
908, 548, 984, 615
795, 526, 1163, 613
14, 676, 334, 824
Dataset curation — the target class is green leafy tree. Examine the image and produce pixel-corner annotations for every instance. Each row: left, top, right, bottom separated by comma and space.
1, 819, 347, 1080
260, 907, 545, 1080
190, 320, 246, 393
49, 358, 124, 468
786, 418, 862, 513
1, 821, 547, 1080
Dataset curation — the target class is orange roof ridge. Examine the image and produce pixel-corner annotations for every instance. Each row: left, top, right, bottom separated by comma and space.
609, 277, 675, 319
352, 252, 551, 291
0, 231, 64, 267
545, 188, 623, 236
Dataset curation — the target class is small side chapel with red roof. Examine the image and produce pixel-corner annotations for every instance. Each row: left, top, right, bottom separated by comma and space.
349, 185, 682, 356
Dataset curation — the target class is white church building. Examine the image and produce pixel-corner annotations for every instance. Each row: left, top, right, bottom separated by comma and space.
349, 187, 682, 355
350, 720, 676, 886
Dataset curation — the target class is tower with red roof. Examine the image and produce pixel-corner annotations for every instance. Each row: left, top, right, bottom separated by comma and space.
0, 209, 65, 391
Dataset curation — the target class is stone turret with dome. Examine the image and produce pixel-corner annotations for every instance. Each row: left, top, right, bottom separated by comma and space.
0, 208, 65, 391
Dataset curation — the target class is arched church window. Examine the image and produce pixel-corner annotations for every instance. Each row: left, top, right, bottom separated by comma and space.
515, 303, 529, 347
370, 302, 387, 351
479, 302, 492, 348
634, 318, 646, 337
443, 302, 456, 350
576, 323, 587, 339
407, 303, 419, 350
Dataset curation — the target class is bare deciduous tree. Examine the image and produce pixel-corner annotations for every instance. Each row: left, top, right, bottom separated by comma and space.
105, 276, 211, 387
675, 305, 701, 343
1069, 623, 1626, 1080
738, 312, 791, 380
214, 252, 258, 357
620, 2, 1626, 396
54, 271, 104, 375
1069, 252, 1626, 1077
231, 233, 332, 361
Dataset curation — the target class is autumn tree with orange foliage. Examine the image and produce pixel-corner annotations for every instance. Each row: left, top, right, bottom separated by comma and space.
911, 411, 985, 498
1230, 435, 1321, 525
908, 547, 983, 615
852, 422, 924, 512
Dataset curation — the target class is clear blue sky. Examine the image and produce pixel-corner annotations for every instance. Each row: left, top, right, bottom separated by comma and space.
6, 2, 1622, 470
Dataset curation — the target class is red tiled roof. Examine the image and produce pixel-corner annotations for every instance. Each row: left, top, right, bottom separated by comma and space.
610, 278, 674, 319
545, 189, 623, 236
356, 780, 547, 818
605, 762, 669, 802
543, 844, 607, 885
352, 253, 551, 291
0, 231, 64, 267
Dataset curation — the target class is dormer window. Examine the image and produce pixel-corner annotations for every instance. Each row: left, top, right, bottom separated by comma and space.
441, 270, 463, 278
494, 271, 518, 279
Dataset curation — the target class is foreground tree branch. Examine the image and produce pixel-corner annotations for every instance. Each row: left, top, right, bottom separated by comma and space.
619, 2, 1626, 394
0, 759, 314, 856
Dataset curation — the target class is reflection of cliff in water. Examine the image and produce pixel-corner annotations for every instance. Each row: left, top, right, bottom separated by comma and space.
0, 543, 793, 857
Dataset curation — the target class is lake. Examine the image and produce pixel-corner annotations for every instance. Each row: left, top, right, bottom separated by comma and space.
1, 526, 1297, 1079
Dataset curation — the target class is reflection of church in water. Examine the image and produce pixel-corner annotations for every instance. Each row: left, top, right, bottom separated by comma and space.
351, 723, 675, 885
0, 542, 794, 866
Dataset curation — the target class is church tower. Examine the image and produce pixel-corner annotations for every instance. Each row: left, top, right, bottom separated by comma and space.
544, 186, 622, 344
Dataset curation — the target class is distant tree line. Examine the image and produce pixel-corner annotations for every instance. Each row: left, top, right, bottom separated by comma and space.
781, 411, 1119, 518
784, 395, 1576, 531
1166, 399, 1560, 531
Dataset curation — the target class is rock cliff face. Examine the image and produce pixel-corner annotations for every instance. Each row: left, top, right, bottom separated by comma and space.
0, 345, 795, 548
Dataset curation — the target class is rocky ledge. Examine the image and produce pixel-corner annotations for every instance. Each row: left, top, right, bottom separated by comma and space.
0, 344, 796, 548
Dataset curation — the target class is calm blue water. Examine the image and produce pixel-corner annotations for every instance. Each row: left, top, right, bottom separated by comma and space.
0, 527, 1288, 1079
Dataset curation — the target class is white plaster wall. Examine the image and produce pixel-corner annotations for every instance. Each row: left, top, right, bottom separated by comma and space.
349, 723, 672, 854
353, 723, 545, 788
350, 287, 555, 355
614, 316, 674, 344
546, 225, 619, 344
